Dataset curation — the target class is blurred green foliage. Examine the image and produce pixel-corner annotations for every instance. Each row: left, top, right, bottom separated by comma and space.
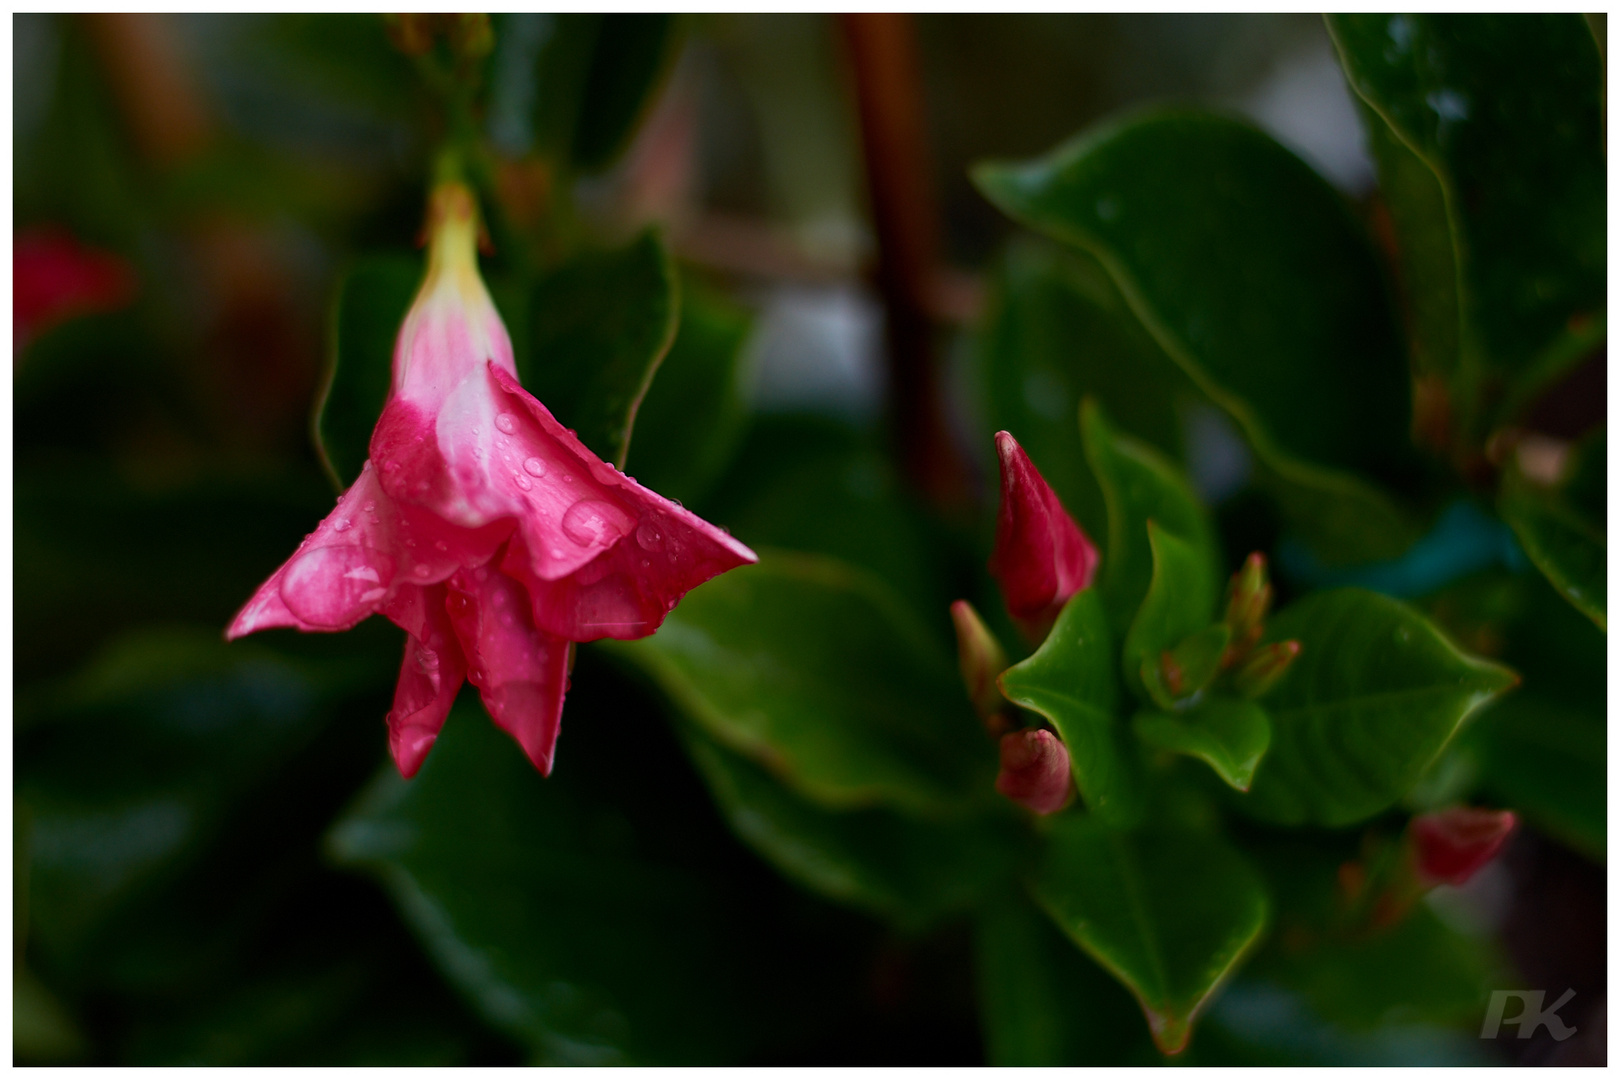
15, 12, 1603, 1067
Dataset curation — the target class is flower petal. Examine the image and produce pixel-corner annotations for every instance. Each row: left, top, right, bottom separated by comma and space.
226, 465, 402, 638
382, 583, 467, 778
489, 363, 757, 640
444, 550, 571, 775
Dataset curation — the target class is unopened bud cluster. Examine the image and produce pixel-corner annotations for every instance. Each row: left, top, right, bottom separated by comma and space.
1145, 551, 1300, 710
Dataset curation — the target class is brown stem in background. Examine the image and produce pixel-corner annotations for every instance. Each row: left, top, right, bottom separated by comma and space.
840, 13, 971, 513
79, 13, 212, 168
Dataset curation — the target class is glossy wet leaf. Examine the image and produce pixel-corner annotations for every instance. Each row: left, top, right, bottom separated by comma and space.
1081, 399, 1216, 630
1134, 699, 1272, 792
975, 888, 1159, 1066
1240, 589, 1517, 827
328, 699, 773, 1065
1499, 469, 1606, 631
976, 111, 1415, 561
1327, 15, 1605, 435
1032, 815, 1269, 1055
678, 722, 1021, 932
998, 589, 1141, 825
609, 552, 994, 815
696, 416, 951, 625
519, 229, 678, 467
317, 255, 420, 489
622, 275, 751, 508
1122, 521, 1220, 703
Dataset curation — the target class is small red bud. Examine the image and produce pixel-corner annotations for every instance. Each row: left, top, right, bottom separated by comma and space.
989, 432, 1099, 642
994, 729, 1073, 815
1222, 552, 1272, 667
950, 600, 1010, 729
1232, 640, 1301, 698
1410, 807, 1518, 887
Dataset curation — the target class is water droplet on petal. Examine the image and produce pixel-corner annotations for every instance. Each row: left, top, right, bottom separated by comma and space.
435, 540, 448, 552
563, 474, 574, 483
523, 457, 547, 477
415, 648, 440, 674
562, 500, 628, 548
636, 520, 664, 550
333, 519, 352, 532
414, 563, 432, 578
495, 413, 519, 435
514, 473, 532, 490
363, 501, 376, 513
280, 545, 394, 627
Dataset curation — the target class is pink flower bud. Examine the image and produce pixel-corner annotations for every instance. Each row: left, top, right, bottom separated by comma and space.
994, 728, 1074, 815
228, 181, 756, 778
988, 431, 1099, 641
14, 228, 136, 354
1410, 807, 1518, 887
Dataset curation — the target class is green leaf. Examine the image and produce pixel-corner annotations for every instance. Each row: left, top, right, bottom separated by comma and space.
609, 552, 995, 815
974, 237, 1197, 537
316, 255, 420, 489
1499, 468, 1606, 631
696, 415, 951, 625
975, 888, 1159, 1066
520, 15, 679, 174
1241, 589, 1518, 827
1081, 398, 1217, 631
676, 721, 1022, 932
519, 229, 678, 467
1465, 693, 1604, 861
1032, 815, 1269, 1055
17, 626, 364, 975
621, 273, 751, 508
1122, 521, 1220, 702
1134, 699, 1272, 793
1327, 15, 1605, 435
569, 16, 679, 172
998, 589, 1141, 825
977, 110, 1417, 562
328, 699, 773, 1065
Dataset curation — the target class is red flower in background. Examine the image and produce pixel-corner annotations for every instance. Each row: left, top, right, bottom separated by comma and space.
1410, 806, 1518, 887
228, 182, 756, 777
14, 228, 137, 354
988, 430, 1099, 640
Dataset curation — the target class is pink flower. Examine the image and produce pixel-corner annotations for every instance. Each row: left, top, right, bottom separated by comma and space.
228, 182, 756, 778
988, 431, 1099, 640
14, 227, 137, 354
1410, 807, 1518, 887
994, 728, 1073, 814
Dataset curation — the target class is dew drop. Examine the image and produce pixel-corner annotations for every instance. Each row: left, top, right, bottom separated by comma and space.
514, 473, 533, 490
636, 520, 664, 551
280, 546, 394, 627
562, 500, 629, 548
435, 540, 448, 552
333, 519, 353, 532
495, 413, 519, 435
415, 648, 440, 674
523, 457, 547, 477
563, 474, 573, 484
414, 563, 432, 578
362, 501, 376, 513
